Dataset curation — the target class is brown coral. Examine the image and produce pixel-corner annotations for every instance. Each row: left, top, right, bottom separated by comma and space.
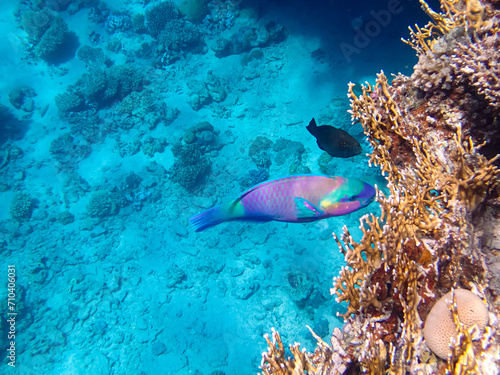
452, 33, 500, 108
260, 1, 500, 374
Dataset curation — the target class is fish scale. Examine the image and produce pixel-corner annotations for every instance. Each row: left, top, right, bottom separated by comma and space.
189, 175, 376, 232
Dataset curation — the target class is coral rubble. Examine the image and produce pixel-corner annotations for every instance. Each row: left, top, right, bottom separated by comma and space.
260, 1, 500, 373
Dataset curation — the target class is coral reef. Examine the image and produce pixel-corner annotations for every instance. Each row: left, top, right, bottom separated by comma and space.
239, 168, 269, 189
171, 144, 211, 191
156, 18, 206, 65
20, 9, 71, 62
9, 192, 33, 221
87, 190, 117, 218
182, 121, 221, 153
76, 45, 109, 69
145, 0, 179, 37
56, 65, 144, 114
260, 1, 500, 374
205, 0, 240, 31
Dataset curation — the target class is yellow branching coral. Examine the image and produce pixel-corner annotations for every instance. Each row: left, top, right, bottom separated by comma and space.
260, 2, 500, 374
331, 69, 499, 373
402, 0, 490, 53
261, 329, 315, 375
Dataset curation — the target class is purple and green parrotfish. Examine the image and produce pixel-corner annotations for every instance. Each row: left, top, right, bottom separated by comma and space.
189, 175, 376, 232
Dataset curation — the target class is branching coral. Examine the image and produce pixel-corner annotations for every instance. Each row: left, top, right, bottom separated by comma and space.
261, 329, 315, 375
402, 0, 490, 54
260, 2, 500, 373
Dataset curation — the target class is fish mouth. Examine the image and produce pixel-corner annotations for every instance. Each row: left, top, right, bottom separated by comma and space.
358, 182, 376, 204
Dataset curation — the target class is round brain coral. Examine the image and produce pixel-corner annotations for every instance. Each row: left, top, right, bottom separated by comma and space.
423, 288, 489, 359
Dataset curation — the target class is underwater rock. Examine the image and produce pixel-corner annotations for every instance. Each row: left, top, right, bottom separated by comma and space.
230, 266, 245, 277
175, 0, 209, 23
183, 130, 196, 144
181, 121, 220, 153
187, 80, 212, 110
152, 341, 167, 355
165, 266, 187, 288
273, 138, 305, 166
248, 136, 273, 168
318, 152, 334, 174
212, 23, 286, 58
63, 173, 90, 205
284, 271, 314, 308
141, 136, 168, 158
8, 86, 36, 113
261, 297, 283, 311
232, 278, 259, 300
187, 72, 226, 110
172, 222, 189, 238
244, 254, 261, 267
57, 211, 74, 225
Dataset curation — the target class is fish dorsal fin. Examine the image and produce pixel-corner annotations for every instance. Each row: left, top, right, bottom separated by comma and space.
295, 197, 323, 218
306, 118, 318, 136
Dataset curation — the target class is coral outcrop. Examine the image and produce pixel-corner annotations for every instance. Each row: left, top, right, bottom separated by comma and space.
20, 9, 71, 62
260, 1, 500, 374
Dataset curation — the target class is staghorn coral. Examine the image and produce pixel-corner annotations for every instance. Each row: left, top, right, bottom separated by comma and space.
260, 2, 500, 373
261, 328, 316, 375
402, 0, 490, 54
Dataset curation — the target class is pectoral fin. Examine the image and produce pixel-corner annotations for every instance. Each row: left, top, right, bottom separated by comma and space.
316, 140, 326, 151
295, 197, 324, 218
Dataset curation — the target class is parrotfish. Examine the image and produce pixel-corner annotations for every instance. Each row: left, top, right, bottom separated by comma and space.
307, 118, 362, 158
189, 175, 375, 232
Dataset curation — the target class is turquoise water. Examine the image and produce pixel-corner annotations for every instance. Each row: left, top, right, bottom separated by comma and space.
0, 1, 428, 374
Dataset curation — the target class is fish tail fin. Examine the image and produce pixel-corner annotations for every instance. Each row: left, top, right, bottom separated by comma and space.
189, 205, 232, 232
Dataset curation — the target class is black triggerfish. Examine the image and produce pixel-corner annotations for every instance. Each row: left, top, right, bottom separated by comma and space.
306, 118, 362, 158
